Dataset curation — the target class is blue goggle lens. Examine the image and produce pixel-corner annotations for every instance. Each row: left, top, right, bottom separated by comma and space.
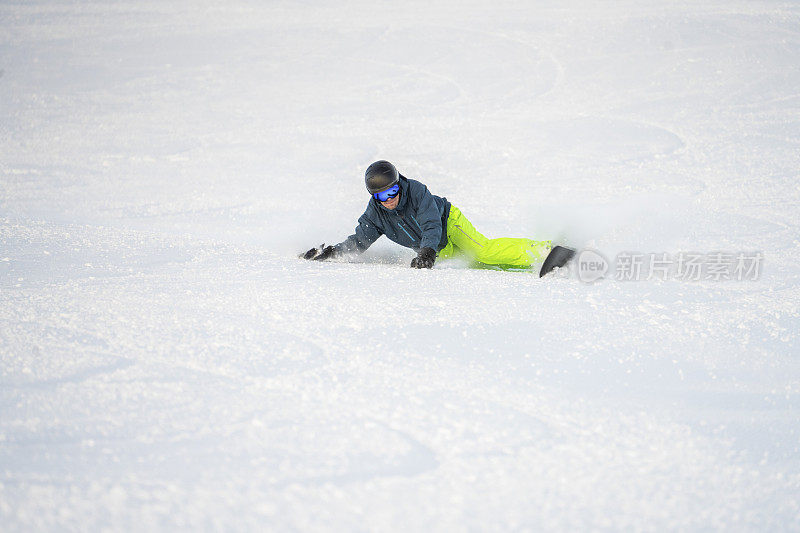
373, 184, 400, 202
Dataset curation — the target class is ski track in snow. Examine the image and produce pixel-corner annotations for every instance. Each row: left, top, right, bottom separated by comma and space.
1, 1, 800, 531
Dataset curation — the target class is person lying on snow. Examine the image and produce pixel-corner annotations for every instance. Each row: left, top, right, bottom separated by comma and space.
302, 160, 573, 274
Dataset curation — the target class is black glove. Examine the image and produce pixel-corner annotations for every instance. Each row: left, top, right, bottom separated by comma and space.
410, 247, 436, 269
301, 244, 337, 261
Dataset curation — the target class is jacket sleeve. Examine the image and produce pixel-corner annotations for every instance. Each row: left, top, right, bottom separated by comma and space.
334, 212, 383, 254
409, 182, 443, 250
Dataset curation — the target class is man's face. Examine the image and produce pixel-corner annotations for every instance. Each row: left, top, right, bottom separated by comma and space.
381, 193, 400, 210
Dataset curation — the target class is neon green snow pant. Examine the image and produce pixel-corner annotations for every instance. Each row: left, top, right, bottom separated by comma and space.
437, 205, 551, 268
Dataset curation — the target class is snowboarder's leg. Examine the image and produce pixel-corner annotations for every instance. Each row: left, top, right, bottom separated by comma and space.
445, 206, 551, 267
436, 238, 457, 259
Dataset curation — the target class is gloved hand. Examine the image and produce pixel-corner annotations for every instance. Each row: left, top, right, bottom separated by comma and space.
301, 244, 337, 261
410, 247, 436, 269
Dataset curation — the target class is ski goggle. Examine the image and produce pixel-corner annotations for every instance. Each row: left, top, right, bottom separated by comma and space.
373, 184, 400, 202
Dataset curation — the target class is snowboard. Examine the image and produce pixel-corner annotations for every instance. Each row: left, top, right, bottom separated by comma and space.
539, 245, 576, 277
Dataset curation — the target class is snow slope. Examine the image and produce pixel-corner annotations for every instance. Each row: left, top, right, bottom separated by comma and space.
1, 1, 799, 530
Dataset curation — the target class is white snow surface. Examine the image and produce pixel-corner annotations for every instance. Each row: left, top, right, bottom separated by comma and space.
2, 1, 800, 530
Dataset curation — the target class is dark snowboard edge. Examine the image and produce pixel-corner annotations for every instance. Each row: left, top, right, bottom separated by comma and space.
539, 245, 577, 278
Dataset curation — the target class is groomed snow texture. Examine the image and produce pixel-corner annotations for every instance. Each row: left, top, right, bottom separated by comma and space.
1, 1, 799, 531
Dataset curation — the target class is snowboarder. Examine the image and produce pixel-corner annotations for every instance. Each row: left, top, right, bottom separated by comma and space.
302, 160, 573, 274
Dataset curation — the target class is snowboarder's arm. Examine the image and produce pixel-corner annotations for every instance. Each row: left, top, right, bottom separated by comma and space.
334, 213, 383, 254
409, 182, 443, 250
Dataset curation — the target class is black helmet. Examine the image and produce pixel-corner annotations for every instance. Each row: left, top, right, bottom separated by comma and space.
365, 160, 399, 194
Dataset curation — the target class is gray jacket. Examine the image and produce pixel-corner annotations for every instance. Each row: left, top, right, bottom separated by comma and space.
335, 176, 451, 254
